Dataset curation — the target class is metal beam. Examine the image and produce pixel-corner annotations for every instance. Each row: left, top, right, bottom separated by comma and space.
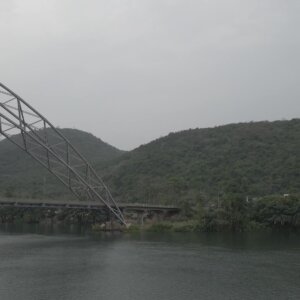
0, 82, 126, 225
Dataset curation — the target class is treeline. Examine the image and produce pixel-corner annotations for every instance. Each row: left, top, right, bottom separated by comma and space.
143, 194, 300, 232
199, 194, 300, 231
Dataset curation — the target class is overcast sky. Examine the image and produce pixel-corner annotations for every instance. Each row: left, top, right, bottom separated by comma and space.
1, 0, 299, 150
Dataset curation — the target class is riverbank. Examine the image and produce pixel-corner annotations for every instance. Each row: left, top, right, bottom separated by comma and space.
92, 219, 298, 234
94, 194, 300, 233
0, 194, 299, 233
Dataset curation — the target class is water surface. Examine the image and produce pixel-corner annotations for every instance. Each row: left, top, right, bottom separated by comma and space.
0, 224, 299, 300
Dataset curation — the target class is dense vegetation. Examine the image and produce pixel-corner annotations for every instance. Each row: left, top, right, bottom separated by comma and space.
1, 119, 299, 203
0, 119, 299, 231
102, 119, 300, 206
0, 128, 124, 199
198, 194, 300, 232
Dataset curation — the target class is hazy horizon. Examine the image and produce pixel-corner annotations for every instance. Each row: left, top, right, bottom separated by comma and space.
1, 0, 299, 150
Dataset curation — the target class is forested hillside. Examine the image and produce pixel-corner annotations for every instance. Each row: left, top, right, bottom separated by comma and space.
102, 119, 300, 204
0, 128, 124, 199
0, 119, 299, 204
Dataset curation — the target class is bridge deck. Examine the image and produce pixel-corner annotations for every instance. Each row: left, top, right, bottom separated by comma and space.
0, 198, 180, 212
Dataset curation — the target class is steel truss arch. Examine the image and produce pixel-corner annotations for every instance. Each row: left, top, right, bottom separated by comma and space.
0, 82, 126, 225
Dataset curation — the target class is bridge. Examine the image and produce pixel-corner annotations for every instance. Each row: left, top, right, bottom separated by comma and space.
0, 198, 180, 213
0, 198, 180, 227
0, 82, 179, 226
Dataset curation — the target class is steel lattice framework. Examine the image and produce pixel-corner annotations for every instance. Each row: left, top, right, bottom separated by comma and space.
0, 82, 126, 225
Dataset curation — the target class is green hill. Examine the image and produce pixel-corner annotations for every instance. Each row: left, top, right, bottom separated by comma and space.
0, 128, 124, 199
0, 119, 299, 203
101, 119, 300, 204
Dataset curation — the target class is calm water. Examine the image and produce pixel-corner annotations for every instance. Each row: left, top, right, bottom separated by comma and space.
0, 224, 299, 300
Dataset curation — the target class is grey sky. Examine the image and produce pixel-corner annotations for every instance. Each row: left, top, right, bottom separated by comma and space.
1, 0, 299, 150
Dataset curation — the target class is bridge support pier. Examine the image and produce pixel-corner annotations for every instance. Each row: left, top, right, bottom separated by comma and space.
139, 210, 148, 226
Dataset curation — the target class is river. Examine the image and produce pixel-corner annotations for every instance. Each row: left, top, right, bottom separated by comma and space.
0, 224, 299, 300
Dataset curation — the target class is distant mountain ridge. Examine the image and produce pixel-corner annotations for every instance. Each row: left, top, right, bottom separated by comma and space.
0, 119, 299, 203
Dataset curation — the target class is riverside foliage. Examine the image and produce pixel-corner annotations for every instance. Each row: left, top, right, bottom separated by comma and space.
131, 194, 300, 232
